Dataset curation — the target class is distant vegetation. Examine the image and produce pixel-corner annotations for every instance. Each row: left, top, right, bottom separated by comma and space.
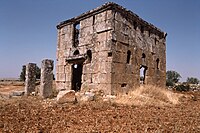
186, 77, 199, 84
166, 70, 199, 91
166, 70, 181, 86
19, 65, 41, 81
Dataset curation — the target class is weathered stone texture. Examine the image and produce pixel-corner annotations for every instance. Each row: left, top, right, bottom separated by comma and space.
40, 59, 54, 98
57, 90, 76, 104
56, 2, 167, 95
25, 63, 36, 95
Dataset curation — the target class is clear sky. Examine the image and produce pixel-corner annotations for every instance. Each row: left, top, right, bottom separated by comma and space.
0, 0, 199, 81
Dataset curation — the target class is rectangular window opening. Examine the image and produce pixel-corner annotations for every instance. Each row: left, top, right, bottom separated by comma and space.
73, 22, 80, 47
108, 52, 112, 57
141, 26, 144, 33
93, 16, 95, 25
121, 83, 127, 87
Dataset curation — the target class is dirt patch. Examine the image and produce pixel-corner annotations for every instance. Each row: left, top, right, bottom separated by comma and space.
0, 81, 24, 96
0, 91, 200, 132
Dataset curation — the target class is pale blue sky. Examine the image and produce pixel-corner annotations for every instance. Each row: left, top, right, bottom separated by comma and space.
0, 0, 199, 81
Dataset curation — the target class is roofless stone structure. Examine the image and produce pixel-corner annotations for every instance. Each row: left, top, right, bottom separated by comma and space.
56, 2, 167, 95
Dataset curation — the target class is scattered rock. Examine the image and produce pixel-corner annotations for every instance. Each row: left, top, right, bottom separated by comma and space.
83, 92, 95, 102
103, 95, 116, 102
12, 91, 25, 96
0, 123, 4, 128
75, 91, 95, 102
57, 90, 76, 104
0, 93, 12, 99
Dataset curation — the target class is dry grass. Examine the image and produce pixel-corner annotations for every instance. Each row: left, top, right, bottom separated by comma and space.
115, 85, 183, 106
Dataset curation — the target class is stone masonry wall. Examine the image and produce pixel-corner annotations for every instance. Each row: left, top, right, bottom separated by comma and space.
56, 3, 166, 95
110, 11, 166, 94
56, 10, 114, 94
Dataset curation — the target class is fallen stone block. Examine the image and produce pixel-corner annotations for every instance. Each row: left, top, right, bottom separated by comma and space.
76, 91, 95, 102
57, 90, 76, 104
12, 91, 25, 96
103, 95, 116, 102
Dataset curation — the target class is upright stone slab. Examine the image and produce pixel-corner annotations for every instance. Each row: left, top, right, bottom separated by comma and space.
40, 59, 54, 98
25, 63, 36, 95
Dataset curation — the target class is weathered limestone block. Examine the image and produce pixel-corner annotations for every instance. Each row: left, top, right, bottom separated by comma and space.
80, 26, 93, 38
40, 59, 54, 98
112, 73, 126, 84
91, 59, 100, 74
57, 90, 76, 104
76, 91, 95, 102
56, 65, 65, 73
56, 81, 65, 90
98, 73, 112, 84
82, 73, 92, 83
97, 30, 112, 42
99, 62, 112, 73
112, 52, 126, 63
57, 50, 66, 58
94, 40, 112, 52
60, 25, 73, 35
83, 64, 91, 74
12, 91, 25, 96
25, 63, 36, 95
92, 73, 112, 84
112, 63, 125, 74
95, 19, 113, 33
80, 16, 93, 28
113, 31, 129, 44
95, 11, 107, 23
125, 65, 134, 74
96, 83, 112, 95
57, 58, 66, 66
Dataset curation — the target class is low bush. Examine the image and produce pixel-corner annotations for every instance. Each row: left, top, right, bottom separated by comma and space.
175, 84, 190, 92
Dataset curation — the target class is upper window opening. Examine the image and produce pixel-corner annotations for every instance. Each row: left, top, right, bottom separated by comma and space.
73, 50, 79, 55
141, 26, 144, 33
142, 53, 146, 58
133, 21, 137, 30
142, 53, 146, 63
93, 16, 95, 25
156, 58, 160, 69
127, 50, 131, 64
148, 30, 151, 37
73, 23, 80, 47
87, 50, 92, 61
108, 52, 112, 57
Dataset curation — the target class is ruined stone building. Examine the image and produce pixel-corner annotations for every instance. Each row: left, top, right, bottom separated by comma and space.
56, 2, 167, 95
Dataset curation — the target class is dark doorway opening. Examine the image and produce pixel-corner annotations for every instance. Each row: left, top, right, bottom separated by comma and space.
140, 65, 148, 84
72, 63, 83, 91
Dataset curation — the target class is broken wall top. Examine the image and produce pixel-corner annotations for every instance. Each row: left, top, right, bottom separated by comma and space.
57, 2, 165, 38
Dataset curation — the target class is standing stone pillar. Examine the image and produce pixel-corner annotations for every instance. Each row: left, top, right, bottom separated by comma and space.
40, 59, 54, 98
25, 63, 36, 95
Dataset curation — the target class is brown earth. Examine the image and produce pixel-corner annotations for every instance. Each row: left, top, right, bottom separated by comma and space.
0, 82, 200, 132
0, 81, 24, 94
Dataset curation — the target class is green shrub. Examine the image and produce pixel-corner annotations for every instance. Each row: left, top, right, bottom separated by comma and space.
166, 80, 174, 87
175, 84, 190, 92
